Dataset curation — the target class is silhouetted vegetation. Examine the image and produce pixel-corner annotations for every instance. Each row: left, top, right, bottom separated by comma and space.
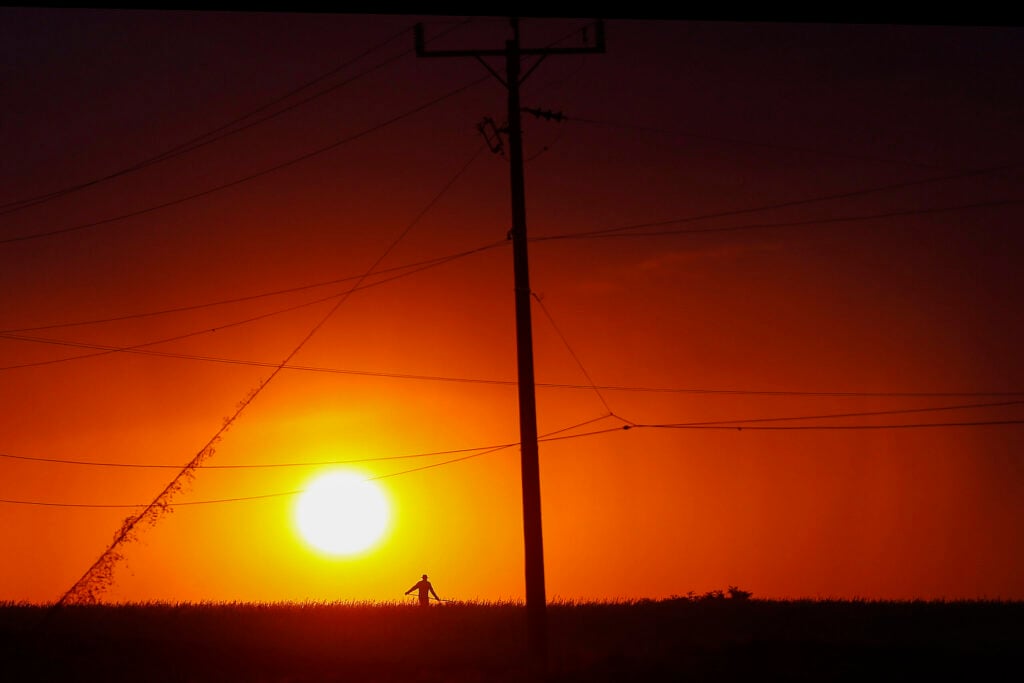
3, 598, 1022, 682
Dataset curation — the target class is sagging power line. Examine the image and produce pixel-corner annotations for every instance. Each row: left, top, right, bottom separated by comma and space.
2, 76, 489, 245
0, 241, 506, 334
0, 239, 501, 372
2, 417, 621, 508
6, 192, 1014, 335
0, 20, 480, 217
537, 198, 1024, 242
6, 329, 1022, 399
5, 413, 1023, 509
3, 397, 1021, 471
564, 114, 949, 170
531, 161, 1023, 242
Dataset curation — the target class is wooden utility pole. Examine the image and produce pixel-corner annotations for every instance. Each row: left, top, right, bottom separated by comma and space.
416, 17, 605, 677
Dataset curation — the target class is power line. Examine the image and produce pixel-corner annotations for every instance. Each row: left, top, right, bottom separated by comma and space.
525, 385, 1024, 398
641, 419, 1024, 431
0, 240, 507, 335
0, 417, 618, 509
531, 161, 1023, 242
6, 171, 1017, 331
531, 292, 617, 417
0, 20, 479, 216
2, 75, 490, 245
4, 192, 1020, 335
0, 442, 516, 470
537, 198, 1024, 242
12, 194, 1015, 336
567, 115, 948, 170
1, 415, 617, 474
5, 414, 1023, 509
648, 399, 1024, 427
0, 24, 413, 215
0, 240, 501, 372
4, 399, 1017, 470
6, 327, 1022, 400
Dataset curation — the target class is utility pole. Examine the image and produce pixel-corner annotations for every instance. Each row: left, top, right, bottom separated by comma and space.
416, 17, 605, 677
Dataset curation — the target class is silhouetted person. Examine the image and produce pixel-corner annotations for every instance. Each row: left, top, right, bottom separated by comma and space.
406, 574, 439, 606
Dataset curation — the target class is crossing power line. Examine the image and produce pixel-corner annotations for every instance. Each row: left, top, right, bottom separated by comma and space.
538, 198, 1024, 242
0, 240, 507, 334
0, 240, 502, 372
0, 416, 620, 508
2, 75, 490, 245
6, 329, 1022, 398
641, 419, 1024, 431
564, 114, 950, 170
3, 413, 1023, 509
7, 192, 1017, 334
532, 161, 1023, 242
531, 292, 617, 418
3, 399, 1019, 471
0, 20, 480, 216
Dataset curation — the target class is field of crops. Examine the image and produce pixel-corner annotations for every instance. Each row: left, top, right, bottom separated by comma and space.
3, 598, 1022, 682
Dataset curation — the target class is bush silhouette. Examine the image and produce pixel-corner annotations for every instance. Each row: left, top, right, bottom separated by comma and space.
728, 586, 753, 600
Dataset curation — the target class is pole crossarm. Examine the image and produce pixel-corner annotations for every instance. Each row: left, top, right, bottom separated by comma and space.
414, 21, 605, 60
418, 46, 605, 57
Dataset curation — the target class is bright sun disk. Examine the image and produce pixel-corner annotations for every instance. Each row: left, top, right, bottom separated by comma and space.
295, 471, 390, 556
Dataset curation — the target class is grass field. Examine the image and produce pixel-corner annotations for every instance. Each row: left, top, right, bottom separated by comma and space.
3, 597, 1022, 682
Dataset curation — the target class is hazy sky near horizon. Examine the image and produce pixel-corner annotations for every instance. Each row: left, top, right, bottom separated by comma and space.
2, 10, 1023, 603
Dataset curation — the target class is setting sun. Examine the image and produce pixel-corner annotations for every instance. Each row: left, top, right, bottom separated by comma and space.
294, 471, 391, 556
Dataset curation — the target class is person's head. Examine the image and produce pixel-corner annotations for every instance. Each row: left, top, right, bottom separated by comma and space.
422, 574, 428, 580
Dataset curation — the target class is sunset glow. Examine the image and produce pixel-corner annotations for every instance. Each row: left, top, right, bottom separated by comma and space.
1, 11, 1022, 607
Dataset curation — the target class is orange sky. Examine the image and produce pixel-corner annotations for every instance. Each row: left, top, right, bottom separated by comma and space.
2, 11, 1023, 604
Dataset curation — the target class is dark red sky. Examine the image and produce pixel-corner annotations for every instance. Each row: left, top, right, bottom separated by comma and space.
2, 10, 1022, 603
